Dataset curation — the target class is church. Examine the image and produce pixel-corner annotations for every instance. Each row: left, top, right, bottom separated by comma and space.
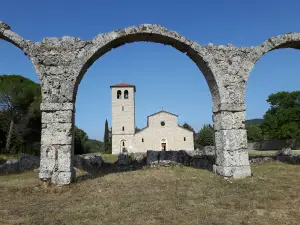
110, 83, 194, 154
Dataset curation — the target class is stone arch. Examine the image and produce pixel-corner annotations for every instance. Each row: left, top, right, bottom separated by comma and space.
243, 33, 300, 82
0, 21, 42, 86
73, 24, 221, 109
0, 21, 30, 53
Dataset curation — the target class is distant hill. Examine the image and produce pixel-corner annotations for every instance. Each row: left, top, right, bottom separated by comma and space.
245, 119, 264, 125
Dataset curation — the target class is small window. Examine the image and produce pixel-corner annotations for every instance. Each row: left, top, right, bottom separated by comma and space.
184, 137, 186, 141
161, 121, 165, 127
117, 90, 122, 99
122, 142, 125, 147
122, 106, 124, 111
124, 90, 129, 99
142, 138, 144, 142
122, 126, 125, 131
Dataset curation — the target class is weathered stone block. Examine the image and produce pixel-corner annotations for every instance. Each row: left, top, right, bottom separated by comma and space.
215, 149, 249, 167
51, 170, 75, 185
42, 110, 73, 123
41, 123, 73, 145
213, 111, 245, 130
203, 146, 216, 156
133, 152, 147, 163
276, 147, 292, 156
39, 145, 57, 173
57, 145, 73, 171
39, 157, 56, 173
213, 165, 251, 178
215, 129, 247, 151
117, 153, 132, 166
82, 154, 103, 169
40, 102, 74, 111
213, 103, 246, 113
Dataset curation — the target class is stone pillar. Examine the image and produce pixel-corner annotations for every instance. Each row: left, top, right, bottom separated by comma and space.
213, 109, 251, 178
39, 103, 75, 185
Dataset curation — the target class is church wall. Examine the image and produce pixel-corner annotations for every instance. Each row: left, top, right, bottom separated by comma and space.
148, 112, 178, 128
112, 134, 136, 154
134, 126, 194, 152
134, 112, 194, 152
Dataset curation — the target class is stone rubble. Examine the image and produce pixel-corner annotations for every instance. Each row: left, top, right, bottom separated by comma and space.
276, 147, 292, 156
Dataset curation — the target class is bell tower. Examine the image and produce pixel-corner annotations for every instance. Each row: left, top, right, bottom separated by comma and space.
110, 83, 136, 153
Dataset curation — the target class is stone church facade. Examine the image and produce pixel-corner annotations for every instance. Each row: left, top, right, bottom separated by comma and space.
111, 83, 194, 154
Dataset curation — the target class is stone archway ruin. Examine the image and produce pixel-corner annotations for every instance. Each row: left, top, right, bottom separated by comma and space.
2, 21, 300, 185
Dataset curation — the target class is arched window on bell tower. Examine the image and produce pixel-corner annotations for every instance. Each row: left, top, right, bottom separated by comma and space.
124, 90, 129, 99
117, 90, 122, 99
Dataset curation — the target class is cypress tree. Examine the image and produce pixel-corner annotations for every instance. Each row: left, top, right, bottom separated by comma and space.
103, 119, 109, 153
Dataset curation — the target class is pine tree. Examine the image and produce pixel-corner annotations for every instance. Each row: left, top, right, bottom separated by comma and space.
103, 119, 109, 153
195, 124, 215, 148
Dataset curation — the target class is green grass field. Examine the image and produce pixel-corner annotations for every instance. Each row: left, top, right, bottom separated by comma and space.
1, 162, 300, 225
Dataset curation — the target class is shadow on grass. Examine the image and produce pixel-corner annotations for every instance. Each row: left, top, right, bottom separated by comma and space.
75, 159, 148, 183
75, 151, 216, 183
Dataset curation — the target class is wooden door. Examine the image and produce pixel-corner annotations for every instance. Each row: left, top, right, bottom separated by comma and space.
161, 143, 166, 151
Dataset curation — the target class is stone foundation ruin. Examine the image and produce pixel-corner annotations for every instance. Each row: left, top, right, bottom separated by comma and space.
1, 21, 300, 184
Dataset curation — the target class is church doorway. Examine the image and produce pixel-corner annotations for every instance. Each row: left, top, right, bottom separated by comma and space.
161, 138, 167, 151
161, 143, 166, 151
121, 140, 127, 153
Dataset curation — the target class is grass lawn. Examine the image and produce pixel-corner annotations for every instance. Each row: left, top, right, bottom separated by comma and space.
1, 162, 300, 225
100, 153, 118, 163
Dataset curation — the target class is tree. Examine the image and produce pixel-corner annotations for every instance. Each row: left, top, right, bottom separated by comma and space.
182, 122, 195, 134
261, 91, 300, 140
195, 124, 214, 148
135, 127, 141, 133
103, 119, 110, 153
74, 126, 88, 155
108, 126, 112, 154
246, 124, 263, 142
0, 75, 41, 153
84, 139, 104, 153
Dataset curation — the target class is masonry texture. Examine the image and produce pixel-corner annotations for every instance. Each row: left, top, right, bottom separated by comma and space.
2, 21, 300, 184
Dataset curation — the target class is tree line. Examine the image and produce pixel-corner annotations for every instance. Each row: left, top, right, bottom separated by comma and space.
0, 74, 111, 155
246, 91, 300, 142
178, 91, 300, 147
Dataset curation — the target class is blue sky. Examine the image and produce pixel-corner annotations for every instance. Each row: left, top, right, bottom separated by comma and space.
1, 0, 300, 140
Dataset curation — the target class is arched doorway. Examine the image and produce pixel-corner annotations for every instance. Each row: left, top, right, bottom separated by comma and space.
161, 138, 167, 151
120, 140, 127, 153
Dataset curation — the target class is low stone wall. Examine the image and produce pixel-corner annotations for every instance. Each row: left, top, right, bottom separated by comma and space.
146, 150, 215, 170
73, 154, 103, 170
0, 154, 104, 175
248, 139, 300, 150
2, 150, 300, 176
0, 156, 40, 175
249, 155, 300, 164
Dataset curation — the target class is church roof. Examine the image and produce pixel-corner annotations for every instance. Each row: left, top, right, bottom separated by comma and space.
110, 82, 136, 92
147, 110, 178, 118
